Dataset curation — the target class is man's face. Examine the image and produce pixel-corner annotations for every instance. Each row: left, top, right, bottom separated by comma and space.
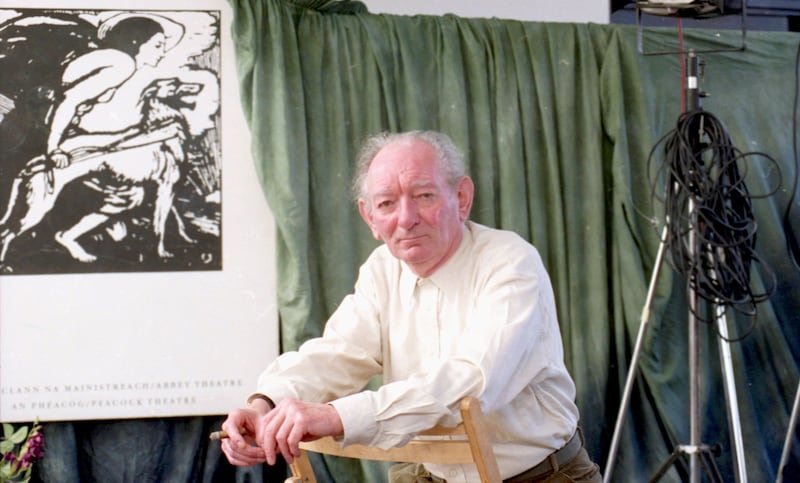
358, 138, 473, 277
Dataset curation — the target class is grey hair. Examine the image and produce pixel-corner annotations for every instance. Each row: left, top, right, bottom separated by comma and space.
350, 130, 468, 203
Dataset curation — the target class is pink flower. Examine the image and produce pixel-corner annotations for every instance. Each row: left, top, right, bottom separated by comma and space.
18, 428, 43, 468
1, 420, 44, 480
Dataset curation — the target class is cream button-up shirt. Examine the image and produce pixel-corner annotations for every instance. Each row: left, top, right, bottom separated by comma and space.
254, 221, 579, 482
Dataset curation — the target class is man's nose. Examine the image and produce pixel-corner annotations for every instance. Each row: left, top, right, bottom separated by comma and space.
397, 198, 419, 228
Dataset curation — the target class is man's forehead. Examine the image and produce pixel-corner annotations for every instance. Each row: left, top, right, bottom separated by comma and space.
368, 176, 438, 196
375, 138, 435, 160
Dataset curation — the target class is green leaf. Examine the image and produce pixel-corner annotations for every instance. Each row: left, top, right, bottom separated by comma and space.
9, 426, 28, 444
0, 440, 13, 453
2, 423, 12, 438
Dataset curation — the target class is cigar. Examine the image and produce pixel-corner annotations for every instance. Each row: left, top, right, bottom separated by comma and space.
209, 427, 247, 440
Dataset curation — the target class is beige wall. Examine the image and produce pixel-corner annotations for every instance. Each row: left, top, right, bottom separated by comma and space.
360, 0, 610, 23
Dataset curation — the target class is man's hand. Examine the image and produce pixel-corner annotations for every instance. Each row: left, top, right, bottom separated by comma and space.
254, 399, 344, 465
220, 398, 344, 467
219, 399, 271, 467
49, 150, 70, 169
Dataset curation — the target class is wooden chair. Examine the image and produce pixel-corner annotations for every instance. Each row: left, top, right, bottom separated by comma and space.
285, 396, 501, 483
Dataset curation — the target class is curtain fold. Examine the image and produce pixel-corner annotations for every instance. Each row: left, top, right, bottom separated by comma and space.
286, 0, 366, 14
33, 1, 800, 481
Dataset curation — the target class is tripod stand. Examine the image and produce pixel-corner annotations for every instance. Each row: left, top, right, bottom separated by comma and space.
603, 51, 748, 483
777, 382, 800, 482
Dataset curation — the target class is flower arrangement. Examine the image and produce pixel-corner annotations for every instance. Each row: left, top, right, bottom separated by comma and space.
0, 421, 44, 483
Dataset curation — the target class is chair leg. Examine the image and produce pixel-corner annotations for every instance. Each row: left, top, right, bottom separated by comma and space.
287, 449, 317, 483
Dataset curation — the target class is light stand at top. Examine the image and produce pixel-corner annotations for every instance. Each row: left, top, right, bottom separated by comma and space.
635, 0, 748, 54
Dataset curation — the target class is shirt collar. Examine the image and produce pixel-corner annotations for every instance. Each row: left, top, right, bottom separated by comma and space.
398, 222, 473, 303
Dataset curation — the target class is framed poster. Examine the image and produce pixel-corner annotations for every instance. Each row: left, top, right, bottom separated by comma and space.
0, 0, 279, 422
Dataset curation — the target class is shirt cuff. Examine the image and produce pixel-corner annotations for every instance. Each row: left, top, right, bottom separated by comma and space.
328, 391, 379, 447
246, 393, 276, 409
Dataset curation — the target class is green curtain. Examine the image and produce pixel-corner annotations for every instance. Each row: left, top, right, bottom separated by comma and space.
229, 0, 800, 481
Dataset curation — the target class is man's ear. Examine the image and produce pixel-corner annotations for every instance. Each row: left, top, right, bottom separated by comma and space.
456, 176, 475, 222
358, 199, 382, 240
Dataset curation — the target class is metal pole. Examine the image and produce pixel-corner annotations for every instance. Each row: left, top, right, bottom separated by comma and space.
776, 381, 800, 483
688, 200, 701, 483
715, 305, 748, 482
686, 50, 702, 483
603, 225, 670, 483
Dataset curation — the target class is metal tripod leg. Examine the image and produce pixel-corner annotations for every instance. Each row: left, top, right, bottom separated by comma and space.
715, 304, 748, 482
776, 380, 800, 483
649, 444, 724, 483
604, 224, 747, 482
659, 296, 749, 483
603, 225, 670, 483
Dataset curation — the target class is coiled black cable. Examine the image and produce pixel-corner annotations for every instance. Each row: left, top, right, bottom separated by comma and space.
648, 109, 779, 336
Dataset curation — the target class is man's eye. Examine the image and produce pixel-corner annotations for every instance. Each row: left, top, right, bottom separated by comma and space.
377, 200, 393, 209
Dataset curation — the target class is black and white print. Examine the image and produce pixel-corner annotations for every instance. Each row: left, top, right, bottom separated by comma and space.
0, 9, 222, 274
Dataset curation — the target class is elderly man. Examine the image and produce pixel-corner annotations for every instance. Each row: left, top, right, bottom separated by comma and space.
221, 131, 601, 482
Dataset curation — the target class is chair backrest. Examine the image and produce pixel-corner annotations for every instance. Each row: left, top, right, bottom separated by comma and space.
285, 396, 501, 483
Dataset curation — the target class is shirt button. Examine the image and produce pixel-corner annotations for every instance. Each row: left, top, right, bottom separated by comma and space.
448, 469, 458, 477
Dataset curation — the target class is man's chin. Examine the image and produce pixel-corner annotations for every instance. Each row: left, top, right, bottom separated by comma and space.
390, 245, 429, 265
